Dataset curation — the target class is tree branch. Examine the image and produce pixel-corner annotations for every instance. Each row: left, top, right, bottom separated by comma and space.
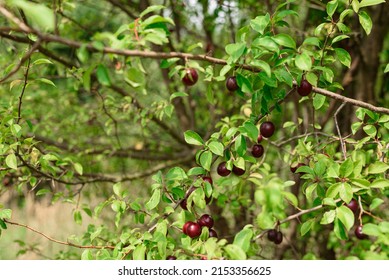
0, 3, 388, 115
4, 219, 115, 250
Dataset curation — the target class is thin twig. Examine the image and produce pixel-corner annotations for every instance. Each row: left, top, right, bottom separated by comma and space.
4, 219, 116, 250
334, 103, 347, 160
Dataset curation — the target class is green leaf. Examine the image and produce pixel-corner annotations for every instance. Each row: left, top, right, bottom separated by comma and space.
208, 141, 224, 157
339, 183, 353, 203
0, 209, 12, 220
170, 92, 188, 102
359, 0, 386, 8
272, 33, 296, 49
184, 130, 204, 146
36, 78, 56, 87
336, 206, 354, 231
233, 228, 253, 253
81, 249, 93, 260
362, 223, 380, 236
5, 153, 18, 170
36, 189, 51, 196
326, 0, 339, 17
32, 58, 53, 65
363, 124, 377, 137
339, 158, 354, 178
250, 60, 271, 77
225, 43, 246, 62
11, 0, 55, 31
187, 167, 206, 176
241, 121, 259, 142
140, 5, 165, 18
235, 134, 247, 157
300, 218, 314, 236
0, 219, 7, 230
166, 167, 188, 181
73, 210, 82, 225
281, 191, 298, 207
334, 48, 351, 68
73, 163, 83, 175
200, 151, 212, 171
224, 244, 247, 260
320, 210, 336, 224
145, 189, 161, 211
332, 35, 350, 45
370, 179, 389, 189
334, 218, 348, 240
96, 64, 111, 86
385, 63, 389, 73
358, 11, 373, 35
313, 94, 326, 110
295, 52, 312, 71
133, 244, 146, 260
367, 162, 389, 174
370, 198, 384, 211
250, 13, 271, 34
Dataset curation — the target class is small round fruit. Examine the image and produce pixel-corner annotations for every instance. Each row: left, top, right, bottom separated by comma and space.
226, 76, 239, 91
232, 165, 245, 176
346, 199, 359, 213
198, 214, 214, 228
180, 198, 188, 210
166, 255, 177, 260
202, 176, 213, 185
355, 225, 368, 240
297, 79, 312, 96
182, 68, 198, 86
209, 229, 218, 238
260, 121, 275, 138
267, 229, 277, 242
251, 144, 264, 158
217, 162, 231, 177
186, 222, 202, 238
274, 231, 283, 244
257, 134, 263, 143
183, 221, 195, 235
200, 256, 208, 260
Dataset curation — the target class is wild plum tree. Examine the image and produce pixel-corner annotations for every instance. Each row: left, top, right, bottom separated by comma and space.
0, 0, 388, 260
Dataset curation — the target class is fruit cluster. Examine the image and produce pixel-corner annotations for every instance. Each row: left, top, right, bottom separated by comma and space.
182, 214, 218, 239
267, 229, 283, 245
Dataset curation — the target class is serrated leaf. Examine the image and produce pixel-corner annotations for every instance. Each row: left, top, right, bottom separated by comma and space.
313, 94, 326, 110
370, 179, 389, 189
225, 43, 246, 62
362, 223, 380, 236
339, 158, 354, 178
336, 205, 354, 231
6, 153, 18, 170
187, 167, 205, 176
370, 198, 384, 210
184, 130, 204, 146
139, 5, 165, 18
250, 60, 271, 77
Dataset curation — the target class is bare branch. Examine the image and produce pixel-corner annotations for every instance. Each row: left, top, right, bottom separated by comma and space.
4, 220, 115, 250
